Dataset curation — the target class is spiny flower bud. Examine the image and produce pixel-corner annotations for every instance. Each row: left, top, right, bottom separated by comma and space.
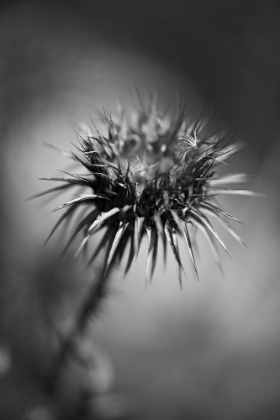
31, 95, 259, 287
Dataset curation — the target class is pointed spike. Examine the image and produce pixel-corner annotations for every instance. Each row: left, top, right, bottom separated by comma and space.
44, 204, 78, 246
71, 151, 106, 173
206, 189, 265, 197
189, 223, 199, 257
82, 233, 89, 264
201, 202, 243, 224
192, 219, 224, 274
26, 184, 71, 201
170, 210, 198, 279
202, 208, 247, 247
120, 205, 133, 216
114, 228, 131, 265
51, 194, 108, 213
88, 207, 120, 235
214, 143, 243, 161
124, 229, 135, 276
152, 230, 159, 281
165, 221, 184, 289
154, 212, 167, 267
38, 177, 87, 184
145, 228, 152, 287
145, 227, 158, 286
162, 230, 167, 268
171, 211, 198, 278
208, 173, 250, 186
101, 227, 120, 279
74, 234, 91, 258
104, 222, 129, 278
74, 208, 120, 257
58, 170, 91, 184
183, 222, 199, 279
42, 142, 74, 158
134, 217, 145, 257
58, 195, 85, 241
85, 227, 113, 269
61, 209, 100, 256
188, 207, 231, 258
173, 230, 183, 290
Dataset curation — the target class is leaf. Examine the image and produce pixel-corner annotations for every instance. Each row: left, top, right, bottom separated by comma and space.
187, 206, 231, 258
170, 210, 198, 279
104, 221, 129, 277
165, 221, 184, 289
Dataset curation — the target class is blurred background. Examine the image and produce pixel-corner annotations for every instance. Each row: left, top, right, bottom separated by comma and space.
1, 1, 280, 419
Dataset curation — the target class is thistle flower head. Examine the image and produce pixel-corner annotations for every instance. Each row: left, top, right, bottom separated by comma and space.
32, 95, 258, 286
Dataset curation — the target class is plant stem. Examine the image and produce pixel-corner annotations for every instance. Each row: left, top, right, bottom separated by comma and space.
44, 262, 111, 396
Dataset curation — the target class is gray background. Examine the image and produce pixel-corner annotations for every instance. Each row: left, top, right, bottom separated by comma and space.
1, 1, 280, 419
